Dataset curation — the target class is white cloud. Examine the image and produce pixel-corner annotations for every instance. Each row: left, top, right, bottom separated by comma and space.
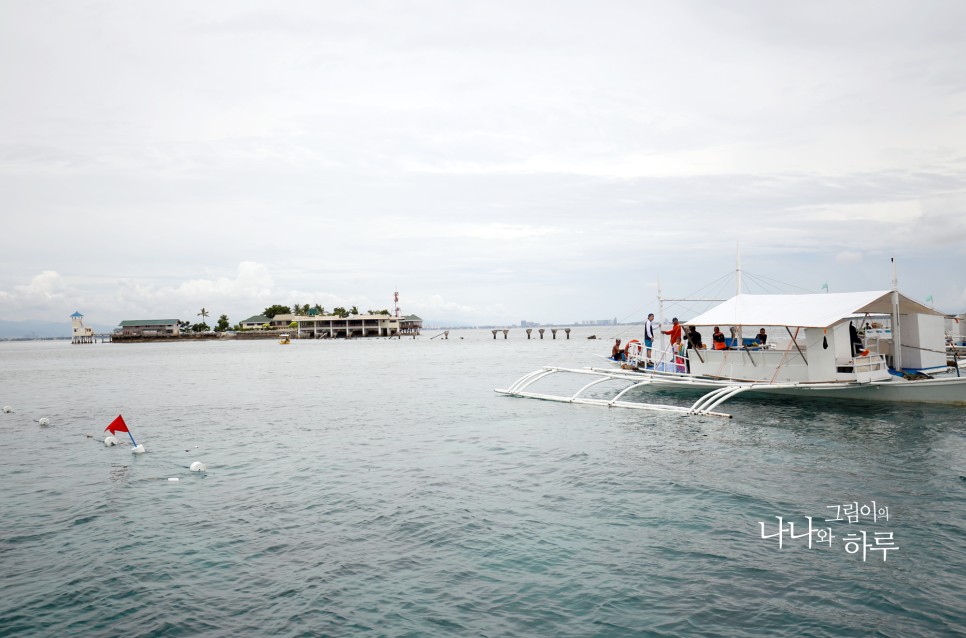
171, 262, 274, 300
835, 251, 863, 264
15, 271, 66, 299
0, 271, 72, 318
413, 294, 479, 318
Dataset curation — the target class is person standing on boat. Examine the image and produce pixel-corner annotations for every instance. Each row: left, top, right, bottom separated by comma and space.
643, 313, 657, 362
662, 317, 682, 346
849, 321, 864, 355
685, 326, 703, 372
712, 327, 727, 350
612, 338, 624, 361
756, 328, 767, 345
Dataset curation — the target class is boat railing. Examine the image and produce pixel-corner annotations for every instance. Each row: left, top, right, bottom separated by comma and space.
621, 340, 692, 373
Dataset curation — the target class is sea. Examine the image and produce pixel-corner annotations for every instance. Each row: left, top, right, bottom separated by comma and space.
1, 328, 964, 637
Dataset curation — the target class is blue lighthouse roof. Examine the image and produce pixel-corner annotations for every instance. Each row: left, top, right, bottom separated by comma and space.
71, 311, 84, 317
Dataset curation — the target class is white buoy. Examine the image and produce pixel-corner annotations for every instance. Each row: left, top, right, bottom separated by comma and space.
131, 444, 146, 454
2, 406, 12, 413
189, 461, 207, 472
167, 477, 180, 482
38, 417, 50, 427
104, 436, 118, 447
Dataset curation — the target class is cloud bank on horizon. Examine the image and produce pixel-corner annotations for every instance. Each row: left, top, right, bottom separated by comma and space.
2, 0, 965, 327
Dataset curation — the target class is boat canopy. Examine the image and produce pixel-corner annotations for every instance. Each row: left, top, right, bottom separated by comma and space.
685, 291, 942, 329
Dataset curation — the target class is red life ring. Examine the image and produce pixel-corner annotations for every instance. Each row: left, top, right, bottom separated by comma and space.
624, 339, 642, 358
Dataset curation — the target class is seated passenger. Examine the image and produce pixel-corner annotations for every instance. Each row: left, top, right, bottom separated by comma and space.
612, 338, 624, 361
712, 327, 727, 350
756, 328, 767, 345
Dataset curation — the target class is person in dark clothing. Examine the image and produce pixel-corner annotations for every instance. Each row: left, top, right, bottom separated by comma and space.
686, 326, 702, 350
756, 328, 767, 345
849, 321, 863, 355
685, 326, 702, 372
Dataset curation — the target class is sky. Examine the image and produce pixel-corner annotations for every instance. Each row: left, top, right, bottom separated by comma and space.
2, 0, 965, 329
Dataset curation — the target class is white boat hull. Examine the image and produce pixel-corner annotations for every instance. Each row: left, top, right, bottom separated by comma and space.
619, 369, 966, 405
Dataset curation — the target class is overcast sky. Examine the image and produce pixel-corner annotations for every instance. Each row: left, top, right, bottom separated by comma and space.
2, 0, 965, 327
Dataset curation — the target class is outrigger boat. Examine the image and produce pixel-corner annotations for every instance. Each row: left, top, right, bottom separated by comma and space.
497, 269, 966, 417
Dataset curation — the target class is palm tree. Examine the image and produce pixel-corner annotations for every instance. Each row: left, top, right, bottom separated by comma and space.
198, 307, 210, 325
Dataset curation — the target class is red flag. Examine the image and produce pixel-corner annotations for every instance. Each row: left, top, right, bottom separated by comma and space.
105, 415, 129, 434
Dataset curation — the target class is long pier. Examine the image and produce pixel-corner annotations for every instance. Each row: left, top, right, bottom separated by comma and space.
72, 333, 113, 344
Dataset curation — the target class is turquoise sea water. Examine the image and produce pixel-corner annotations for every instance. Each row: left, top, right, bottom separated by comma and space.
1, 330, 964, 637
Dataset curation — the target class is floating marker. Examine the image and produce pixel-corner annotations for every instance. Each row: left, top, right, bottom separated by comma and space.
2, 406, 12, 413
38, 418, 50, 427
104, 436, 118, 447
167, 477, 179, 482
189, 461, 207, 472
105, 414, 143, 452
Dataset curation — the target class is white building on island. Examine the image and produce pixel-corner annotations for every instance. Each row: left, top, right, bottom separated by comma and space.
71, 311, 94, 344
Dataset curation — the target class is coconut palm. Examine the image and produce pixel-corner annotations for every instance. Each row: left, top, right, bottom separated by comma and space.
198, 308, 210, 324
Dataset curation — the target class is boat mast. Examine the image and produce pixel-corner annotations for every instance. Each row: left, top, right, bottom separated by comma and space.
891, 258, 902, 371
736, 241, 742, 344
736, 241, 742, 296
657, 277, 665, 357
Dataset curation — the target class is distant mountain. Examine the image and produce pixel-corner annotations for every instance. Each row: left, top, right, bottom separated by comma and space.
0, 320, 114, 340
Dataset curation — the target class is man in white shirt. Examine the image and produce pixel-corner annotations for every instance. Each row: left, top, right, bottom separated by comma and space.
643, 313, 657, 364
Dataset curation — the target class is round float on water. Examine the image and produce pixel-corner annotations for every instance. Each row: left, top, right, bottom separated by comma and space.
104, 436, 118, 447
2, 406, 12, 413
189, 461, 207, 472
38, 418, 50, 427
131, 444, 146, 454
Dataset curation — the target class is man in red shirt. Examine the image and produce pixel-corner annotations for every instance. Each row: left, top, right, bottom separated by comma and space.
662, 317, 682, 345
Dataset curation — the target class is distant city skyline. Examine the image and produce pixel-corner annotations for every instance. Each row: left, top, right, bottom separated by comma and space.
2, 1, 965, 328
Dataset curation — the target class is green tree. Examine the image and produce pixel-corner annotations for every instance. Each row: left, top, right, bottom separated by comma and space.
367, 309, 391, 316
313, 304, 325, 315
332, 306, 348, 318
192, 323, 210, 333
216, 314, 230, 332
263, 304, 292, 319
198, 307, 210, 324
350, 305, 359, 315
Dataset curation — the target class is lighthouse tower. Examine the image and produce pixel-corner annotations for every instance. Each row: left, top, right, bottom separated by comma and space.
71, 311, 94, 344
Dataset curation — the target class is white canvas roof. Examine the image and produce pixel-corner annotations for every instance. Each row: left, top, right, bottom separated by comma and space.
685, 291, 941, 329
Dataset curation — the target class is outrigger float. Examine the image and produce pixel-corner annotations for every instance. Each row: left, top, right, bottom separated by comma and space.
497, 269, 966, 418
